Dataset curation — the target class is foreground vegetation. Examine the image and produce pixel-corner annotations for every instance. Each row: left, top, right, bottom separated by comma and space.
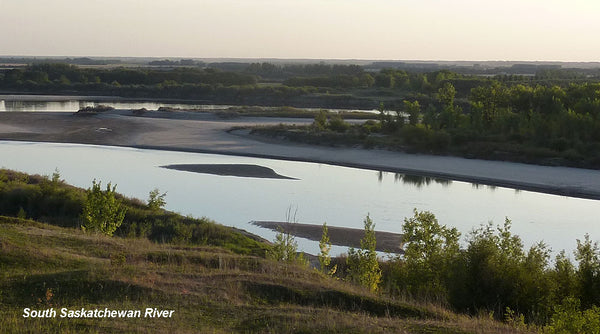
0, 169, 599, 332
0, 169, 535, 333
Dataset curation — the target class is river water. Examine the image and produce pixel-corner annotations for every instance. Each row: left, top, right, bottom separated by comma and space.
1, 140, 598, 257
0, 95, 378, 114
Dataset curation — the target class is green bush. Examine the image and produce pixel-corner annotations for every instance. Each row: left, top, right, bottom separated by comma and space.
545, 297, 600, 334
81, 180, 126, 236
346, 215, 381, 292
395, 209, 461, 301
327, 114, 350, 132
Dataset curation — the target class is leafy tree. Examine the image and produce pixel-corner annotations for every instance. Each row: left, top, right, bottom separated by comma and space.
399, 209, 460, 300
268, 228, 301, 263
575, 234, 600, 308
437, 82, 456, 110
437, 82, 460, 129
459, 219, 555, 323
81, 180, 126, 236
268, 206, 307, 265
553, 250, 577, 304
469, 81, 508, 128
319, 222, 336, 275
148, 188, 167, 211
404, 100, 421, 126
347, 215, 381, 292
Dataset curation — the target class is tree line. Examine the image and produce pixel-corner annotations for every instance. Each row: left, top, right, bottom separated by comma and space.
274, 209, 600, 332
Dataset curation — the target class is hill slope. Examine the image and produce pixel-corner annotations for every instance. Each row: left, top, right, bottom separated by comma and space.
0, 216, 529, 333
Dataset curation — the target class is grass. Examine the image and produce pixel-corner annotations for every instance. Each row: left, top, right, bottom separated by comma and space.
0, 215, 535, 333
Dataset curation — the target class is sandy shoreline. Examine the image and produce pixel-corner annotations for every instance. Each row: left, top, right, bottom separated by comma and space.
1, 110, 600, 200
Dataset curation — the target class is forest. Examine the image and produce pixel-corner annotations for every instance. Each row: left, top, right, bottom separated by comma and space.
2, 62, 600, 168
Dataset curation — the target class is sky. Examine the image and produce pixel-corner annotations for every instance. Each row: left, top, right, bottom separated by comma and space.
1, 0, 599, 61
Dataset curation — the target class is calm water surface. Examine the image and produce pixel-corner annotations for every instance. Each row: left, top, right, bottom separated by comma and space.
1, 141, 598, 256
0, 95, 378, 114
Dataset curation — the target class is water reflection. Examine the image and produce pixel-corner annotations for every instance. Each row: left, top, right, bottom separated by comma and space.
0, 95, 379, 114
472, 183, 497, 191
377, 171, 452, 188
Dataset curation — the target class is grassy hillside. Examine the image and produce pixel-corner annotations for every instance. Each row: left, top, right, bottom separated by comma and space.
0, 216, 530, 333
0, 169, 534, 333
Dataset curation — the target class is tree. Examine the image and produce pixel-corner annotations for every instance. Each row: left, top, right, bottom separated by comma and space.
347, 215, 381, 292
575, 234, 600, 308
148, 188, 167, 211
319, 222, 336, 275
400, 209, 460, 300
81, 180, 126, 236
437, 82, 456, 109
267, 206, 307, 265
553, 250, 577, 303
470, 82, 506, 127
268, 227, 303, 264
437, 82, 460, 129
404, 100, 421, 126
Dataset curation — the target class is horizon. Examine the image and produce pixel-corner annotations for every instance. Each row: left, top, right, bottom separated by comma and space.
1, 0, 598, 62
2, 55, 600, 66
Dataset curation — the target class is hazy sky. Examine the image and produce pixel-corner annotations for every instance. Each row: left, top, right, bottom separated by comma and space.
1, 0, 598, 61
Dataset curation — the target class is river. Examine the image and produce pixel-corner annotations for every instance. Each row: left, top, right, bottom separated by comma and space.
1, 140, 598, 257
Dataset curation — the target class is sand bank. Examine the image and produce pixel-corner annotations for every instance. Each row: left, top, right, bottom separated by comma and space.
252, 221, 403, 253
161, 164, 296, 179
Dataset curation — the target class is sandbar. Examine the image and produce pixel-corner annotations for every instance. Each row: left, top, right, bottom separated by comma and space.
252, 221, 403, 253
161, 164, 296, 179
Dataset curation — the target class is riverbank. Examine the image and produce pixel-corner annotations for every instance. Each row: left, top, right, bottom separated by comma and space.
1, 110, 600, 200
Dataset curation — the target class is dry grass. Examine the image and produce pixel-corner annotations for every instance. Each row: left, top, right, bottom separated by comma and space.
0, 217, 536, 333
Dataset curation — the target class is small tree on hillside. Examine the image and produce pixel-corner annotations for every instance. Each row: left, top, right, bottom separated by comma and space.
347, 215, 381, 292
81, 180, 126, 236
148, 188, 167, 211
319, 222, 336, 275
268, 206, 307, 266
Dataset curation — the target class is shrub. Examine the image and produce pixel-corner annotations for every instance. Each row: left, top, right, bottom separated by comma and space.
545, 297, 600, 334
268, 228, 307, 265
319, 222, 336, 275
327, 114, 350, 132
346, 215, 381, 292
147, 188, 167, 211
81, 180, 126, 236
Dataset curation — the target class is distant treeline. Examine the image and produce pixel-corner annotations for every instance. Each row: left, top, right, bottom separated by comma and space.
0, 57, 121, 66
0, 63, 377, 108
2, 62, 600, 126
